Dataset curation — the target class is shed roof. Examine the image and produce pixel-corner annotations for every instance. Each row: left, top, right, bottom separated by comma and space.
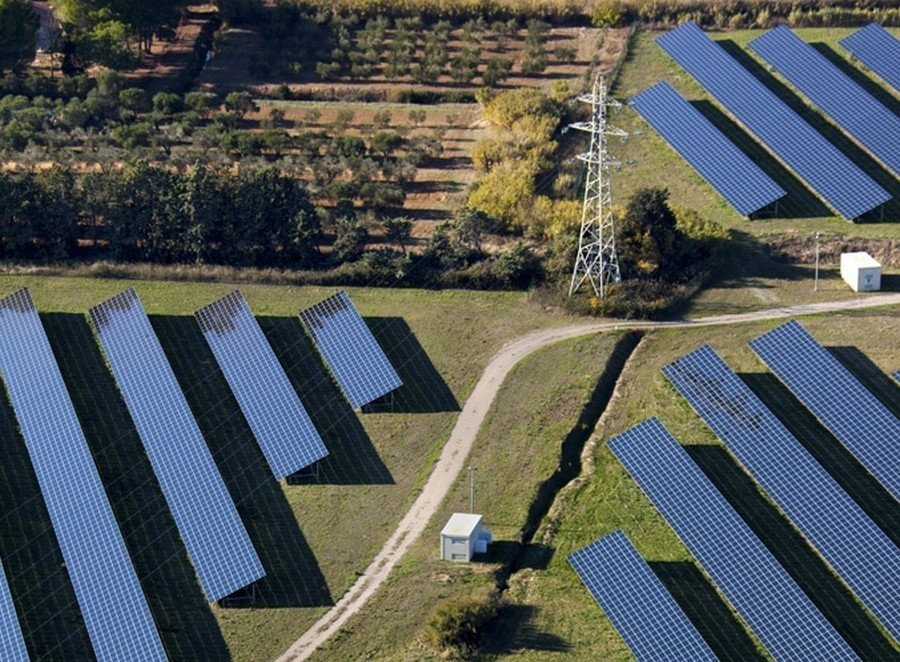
841, 251, 881, 268
441, 513, 483, 538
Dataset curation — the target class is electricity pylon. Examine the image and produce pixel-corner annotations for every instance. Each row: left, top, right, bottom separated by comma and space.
569, 75, 626, 298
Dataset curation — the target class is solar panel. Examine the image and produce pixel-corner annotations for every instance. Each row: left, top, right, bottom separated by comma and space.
657, 21, 891, 220
0, 288, 165, 661
90, 288, 264, 602
663, 345, 900, 639
299, 291, 402, 409
568, 530, 716, 661
0, 560, 28, 662
748, 25, 900, 175
608, 418, 855, 661
749, 320, 900, 501
629, 81, 786, 216
839, 23, 900, 92
196, 291, 328, 479
894, 370, 900, 384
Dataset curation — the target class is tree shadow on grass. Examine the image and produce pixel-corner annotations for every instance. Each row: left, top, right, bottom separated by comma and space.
686, 444, 897, 658
366, 317, 459, 414
649, 560, 762, 661
809, 43, 900, 117
741, 372, 900, 546
480, 604, 571, 655
41, 312, 228, 660
257, 316, 393, 485
151, 315, 332, 608
0, 378, 92, 660
827, 346, 900, 418
717, 39, 900, 222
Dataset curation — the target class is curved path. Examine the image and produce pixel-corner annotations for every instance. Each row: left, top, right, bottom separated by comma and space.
278, 294, 900, 661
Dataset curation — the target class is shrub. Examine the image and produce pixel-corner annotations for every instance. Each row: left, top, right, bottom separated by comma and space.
421, 589, 501, 658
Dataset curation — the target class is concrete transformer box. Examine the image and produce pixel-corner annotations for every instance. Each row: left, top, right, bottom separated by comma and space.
840, 252, 881, 292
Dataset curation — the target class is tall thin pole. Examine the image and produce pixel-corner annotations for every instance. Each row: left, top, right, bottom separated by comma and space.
469, 465, 477, 514
814, 232, 821, 292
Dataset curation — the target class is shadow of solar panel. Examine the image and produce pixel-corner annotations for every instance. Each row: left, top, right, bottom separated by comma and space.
749, 320, 900, 501
608, 418, 855, 661
569, 530, 716, 661
664, 345, 900, 640
630, 81, 786, 216
196, 291, 328, 479
299, 291, 402, 409
90, 288, 264, 602
0, 561, 27, 662
839, 23, 900, 92
749, 26, 900, 175
657, 21, 891, 220
0, 289, 165, 661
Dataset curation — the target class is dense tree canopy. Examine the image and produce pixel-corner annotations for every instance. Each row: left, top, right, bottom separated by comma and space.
0, 0, 39, 75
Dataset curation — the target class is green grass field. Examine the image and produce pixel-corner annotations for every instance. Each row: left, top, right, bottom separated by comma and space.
314, 308, 899, 660
0, 276, 574, 660
609, 27, 900, 238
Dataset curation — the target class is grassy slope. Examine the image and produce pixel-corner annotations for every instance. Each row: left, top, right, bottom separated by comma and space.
505, 310, 900, 660
0, 276, 575, 661
310, 331, 633, 660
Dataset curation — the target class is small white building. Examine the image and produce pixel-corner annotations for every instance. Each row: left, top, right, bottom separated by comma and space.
840, 252, 881, 292
440, 513, 493, 562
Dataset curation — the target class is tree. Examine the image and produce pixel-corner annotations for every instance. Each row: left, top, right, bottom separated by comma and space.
224, 91, 257, 119
382, 215, 412, 255
0, 0, 38, 75
617, 187, 681, 280
332, 213, 368, 263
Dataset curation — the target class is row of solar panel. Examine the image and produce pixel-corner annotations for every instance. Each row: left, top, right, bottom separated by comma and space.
570, 320, 900, 659
0, 287, 401, 660
633, 22, 896, 220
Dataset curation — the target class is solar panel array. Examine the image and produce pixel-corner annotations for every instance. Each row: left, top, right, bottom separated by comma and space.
894, 370, 900, 384
657, 21, 891, 220
748, 25, 900, 175
663, 345, 900, 639
629, 81, 786, 216
749, 320, 900, 501
299, 291, 402, 409
569, 530, 716, 661
0, 560, 28, 662
196, 291, 328, 479
608, 417, 855, 661
90, 288, 265, 602
839, 23, 900, 92
0, 289, 166, 661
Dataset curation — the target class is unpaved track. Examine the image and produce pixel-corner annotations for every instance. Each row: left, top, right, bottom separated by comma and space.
278, 294, 900, 661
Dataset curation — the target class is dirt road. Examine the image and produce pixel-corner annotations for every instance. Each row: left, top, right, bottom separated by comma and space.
277, 293, 900, 661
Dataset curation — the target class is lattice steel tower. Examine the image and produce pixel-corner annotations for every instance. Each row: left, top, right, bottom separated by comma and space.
569, 75, 626, 297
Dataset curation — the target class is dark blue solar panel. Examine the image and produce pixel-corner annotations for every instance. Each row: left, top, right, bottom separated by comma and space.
0, 560, 28, 662
657, 21, 891, 220
749, 25, 900, 175
569, 530, 716, 661
893, 370, 900, 384
299, 291, 402, 409
90, 288, 264, 602
750, 320, 900, 501
0, 289, 165, 661
196, 291, 328, 479
664, 345, 900, 639
630, 81, 786, 216
840, 23, 900, 92
608, 418, 855, 661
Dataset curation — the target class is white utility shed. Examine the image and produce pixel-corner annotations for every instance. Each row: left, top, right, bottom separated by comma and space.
440, 513, 492, 562
840, 252, 881, 292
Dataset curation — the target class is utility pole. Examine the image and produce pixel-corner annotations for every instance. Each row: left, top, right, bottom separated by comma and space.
569, 74, 626, 298
469, 465, 477, 514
